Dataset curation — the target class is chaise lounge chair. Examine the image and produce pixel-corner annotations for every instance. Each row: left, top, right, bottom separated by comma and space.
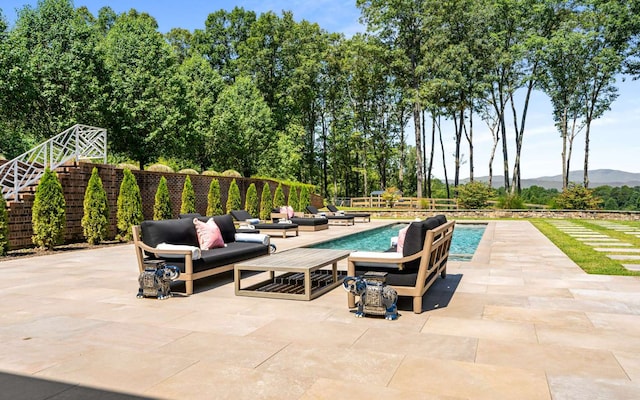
346, 215, 455, 313
306, 205, 355, 226
270, 207, 329, 231
326, 204, 371, 223
230, 210, 299, 238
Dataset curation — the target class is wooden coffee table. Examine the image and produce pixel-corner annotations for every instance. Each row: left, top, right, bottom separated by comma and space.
234, 248, 351, 301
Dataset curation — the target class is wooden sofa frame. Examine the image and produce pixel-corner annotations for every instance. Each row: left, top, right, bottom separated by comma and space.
347, 220, 455, 314
132, 225, 235, 295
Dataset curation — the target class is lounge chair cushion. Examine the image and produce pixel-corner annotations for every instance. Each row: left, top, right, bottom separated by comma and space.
230, 210, 259, 224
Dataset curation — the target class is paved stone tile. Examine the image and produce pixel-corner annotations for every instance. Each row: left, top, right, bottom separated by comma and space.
421, 315, 538, 343
2, 220, 639, 399
389, 356, 551, 399
476, 339, 628, 379
548, 375, 640, 400
609, 255, 640, 260
594, 248, 640, 253
623, 264, 640, 271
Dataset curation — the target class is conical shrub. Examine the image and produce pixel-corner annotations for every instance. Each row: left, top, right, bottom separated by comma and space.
245, 183, 259, 217
260, 183, 273, 221
226, 179, 241, 214
274, 183, 285, 208
299, 186, 310, 212
0, 201, 8, 256
82, 167, 109, 245
288, 186, 299, 212
180, 175, 196, 214
116, 169, 143, 241
207, 179, 223, 216
154, 176, 173, 220
32, 168, 66, 250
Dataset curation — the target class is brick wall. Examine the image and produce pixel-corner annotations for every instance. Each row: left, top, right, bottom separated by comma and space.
5, 162, 323, 249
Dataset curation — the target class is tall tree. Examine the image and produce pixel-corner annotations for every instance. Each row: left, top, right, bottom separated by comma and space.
210, 76, 274, 176
101, 10, 184, 168
358, 0, 427, 197
8, 0, 103, 139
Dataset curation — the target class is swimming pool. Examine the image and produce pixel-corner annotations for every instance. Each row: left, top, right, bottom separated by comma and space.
308, 222, 486, 261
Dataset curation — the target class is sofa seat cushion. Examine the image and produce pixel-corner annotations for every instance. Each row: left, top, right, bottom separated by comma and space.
199, 242, 268, 267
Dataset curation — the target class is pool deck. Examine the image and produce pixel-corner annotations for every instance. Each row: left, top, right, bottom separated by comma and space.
1, 220, 640, 399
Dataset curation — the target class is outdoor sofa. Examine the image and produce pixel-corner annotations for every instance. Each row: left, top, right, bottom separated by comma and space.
132, 214, 271, 295
347, 215, 455, 313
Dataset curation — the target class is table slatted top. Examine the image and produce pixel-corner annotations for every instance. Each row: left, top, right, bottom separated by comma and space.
235, 248, 351, 270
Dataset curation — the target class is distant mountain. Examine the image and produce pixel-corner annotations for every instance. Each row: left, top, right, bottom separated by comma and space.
461, 169, 640, 190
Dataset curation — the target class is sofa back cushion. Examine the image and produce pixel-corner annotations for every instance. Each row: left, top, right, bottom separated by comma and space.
141, 218, 199, 248
402, 221, 428, 258
212, 214, 237, 243
402, 217, 445, 269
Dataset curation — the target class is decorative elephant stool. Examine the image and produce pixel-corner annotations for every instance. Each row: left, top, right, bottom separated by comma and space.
137, 260, 180, 300
343, 272, 398, 320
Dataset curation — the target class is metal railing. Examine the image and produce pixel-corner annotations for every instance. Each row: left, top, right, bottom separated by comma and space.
0, 124, 107, 202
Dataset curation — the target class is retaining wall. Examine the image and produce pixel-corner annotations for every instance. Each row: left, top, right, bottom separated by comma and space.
5, 162, 323, 249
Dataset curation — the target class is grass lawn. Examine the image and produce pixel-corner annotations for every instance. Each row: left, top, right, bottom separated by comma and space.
531, 219, 640, 276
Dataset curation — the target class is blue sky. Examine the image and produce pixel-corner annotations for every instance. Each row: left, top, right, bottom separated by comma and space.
3, 0, 640, 179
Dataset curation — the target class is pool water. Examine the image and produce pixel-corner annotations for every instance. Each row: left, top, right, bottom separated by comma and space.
308, 222, 486, 261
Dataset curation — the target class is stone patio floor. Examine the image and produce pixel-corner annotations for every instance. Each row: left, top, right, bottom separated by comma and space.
1, 220, 639, 399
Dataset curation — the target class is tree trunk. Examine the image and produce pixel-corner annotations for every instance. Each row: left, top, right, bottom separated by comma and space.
427, 112, 437, 198
561, 107, 568, 190
439, 123, 450, 198
465, 108, 474, 182
413, 101, 423, 198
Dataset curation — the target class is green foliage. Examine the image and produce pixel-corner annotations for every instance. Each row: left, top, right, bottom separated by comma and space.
381, 187, 401, 208
298, 186, 310, 213
153, 176, 173, 220
226, 179, 241, 214
245, 183, 259, 217
603, 197, 618, 210
552, 184, 602, 210
0, 201, 9, 255
180, 175, 196, 214
179, 169, 199, 175
520, 185, 559, 206
210, 76, 275, 177
288, 187, 300, 212
259, 183, 273, 220
273, 183, 286, 208
147, 164, 174, 173
222, 169, 242, 177
496, 194, 525, 210
202, 170, 220, 176
32, 168, 66, 249
101, 9, 185, 168
456, 181, 493, 209
81, 167, 109, 245
207, 179, 223, 216
117, 163, 140, 170
116, 169, 143, 241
